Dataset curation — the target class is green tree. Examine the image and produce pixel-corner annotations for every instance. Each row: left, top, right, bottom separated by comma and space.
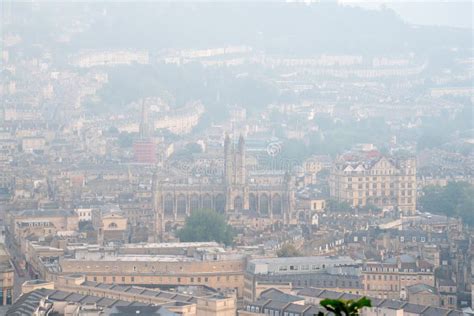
326, 199, 352, 212
276, 243, 302, 257
177, 209, 234, 245
317, 297, 372, 316
419, 182, 474, 226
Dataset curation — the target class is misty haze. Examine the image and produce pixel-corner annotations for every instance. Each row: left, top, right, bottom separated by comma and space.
0, 1, 473, 316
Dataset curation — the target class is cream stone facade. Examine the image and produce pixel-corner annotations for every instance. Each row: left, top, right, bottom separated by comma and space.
37, 245, 247, 298
362, 257, 434, 300
196, 296, 236, 316
92, 208, 128, 245
330, 155, 416, 214
7, 209, 79, 249
154, 102, 204, 134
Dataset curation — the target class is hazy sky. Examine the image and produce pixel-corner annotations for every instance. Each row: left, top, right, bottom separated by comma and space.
338, 1, 473, 29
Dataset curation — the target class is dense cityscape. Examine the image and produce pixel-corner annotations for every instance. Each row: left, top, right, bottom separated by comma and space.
0, 1, 473, 316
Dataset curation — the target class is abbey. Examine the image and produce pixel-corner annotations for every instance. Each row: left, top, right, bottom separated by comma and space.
152, 135, 296, 241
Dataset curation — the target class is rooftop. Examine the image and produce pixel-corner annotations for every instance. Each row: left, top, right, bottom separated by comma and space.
249, 255, 356, 265
121, 242, 220, 249
68, 254, 198, 262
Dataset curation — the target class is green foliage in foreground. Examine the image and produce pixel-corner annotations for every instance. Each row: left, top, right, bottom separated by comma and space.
177, 209, 234, 246
419, 181, 474, 226
317, 297, 372, 316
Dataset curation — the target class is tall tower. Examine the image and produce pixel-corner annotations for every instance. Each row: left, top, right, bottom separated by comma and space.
224, 133, 234, 186
236, 135, 246, 185
139, 99, 150, 139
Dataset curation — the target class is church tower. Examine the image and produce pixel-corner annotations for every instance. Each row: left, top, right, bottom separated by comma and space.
236, 135, 246, 185
224, 133, 234, 186
139, 99, 151, 139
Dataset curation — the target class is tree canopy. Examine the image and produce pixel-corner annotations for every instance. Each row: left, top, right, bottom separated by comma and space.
177, 209, 234, 246
318, 297, 372, 316
419, 182, 474, 226
276, 243, 302, 257
326, 199, 353, 213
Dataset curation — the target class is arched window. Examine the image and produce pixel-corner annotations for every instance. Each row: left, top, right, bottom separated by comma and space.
202, 194, 212, 210
190, 194, 200, 213
249, 193, 257, 212
108, 222, 118, 229
234, 196, 243, 211
177, 194, 187, 216
164, 194, 174, 217
272, 193, 282, 215
260, 194, 269, 214
214, 194, 226, 213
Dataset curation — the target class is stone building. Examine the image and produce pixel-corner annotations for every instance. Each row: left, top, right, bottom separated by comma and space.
406, 284, 440, 307
243, 256, 360, 303
38, 245, 247, 298
152, 135, 296, 240
0, 245, 13, 307
91, 207, 128, 245
362, 255, 435, 300
6, 209, 79, 252
330, 152, 416, 214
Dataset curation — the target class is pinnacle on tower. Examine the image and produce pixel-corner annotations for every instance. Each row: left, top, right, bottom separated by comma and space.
238, 134, 245, 153
139, 99, 150, 139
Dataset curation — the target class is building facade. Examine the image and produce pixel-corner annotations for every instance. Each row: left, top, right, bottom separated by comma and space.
0, 245, 14, 306
330, 154, 416, 214
244, 256, 360, 303
38, 245, 247, 298
362, 255, 435, 300
153, 135, 296, 240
